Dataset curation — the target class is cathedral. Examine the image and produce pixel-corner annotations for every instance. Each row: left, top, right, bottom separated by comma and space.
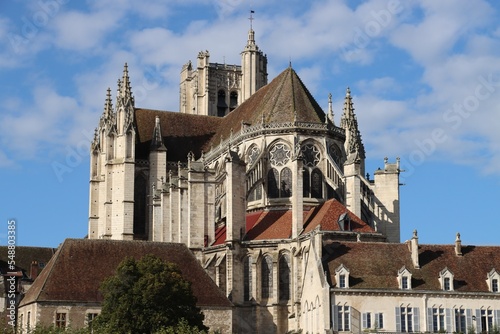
85, 26, 401, 332
77, 26, 500, 334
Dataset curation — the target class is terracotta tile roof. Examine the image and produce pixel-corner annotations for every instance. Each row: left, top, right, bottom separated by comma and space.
243, 200, 375, 241
20, 239, 231, 308
212, 225, 226, 246
0, 246, 56, 278
303, 199, 375, 233
244, 210, 294, 240
324, 241, 500, 292
133, 67, 327, 161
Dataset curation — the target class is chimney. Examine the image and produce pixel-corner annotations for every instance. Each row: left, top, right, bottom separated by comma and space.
410, 230, 420, 269
30, 260, 39, 280
455, 232, 462, 256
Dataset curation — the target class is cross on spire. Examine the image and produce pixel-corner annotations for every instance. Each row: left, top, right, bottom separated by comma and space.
249, 10, 255, 29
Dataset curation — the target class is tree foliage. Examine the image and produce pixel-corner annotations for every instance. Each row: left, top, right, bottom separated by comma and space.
94, 254, 206, 334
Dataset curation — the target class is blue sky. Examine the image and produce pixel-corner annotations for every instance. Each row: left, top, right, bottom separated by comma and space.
1, 0, 499, 247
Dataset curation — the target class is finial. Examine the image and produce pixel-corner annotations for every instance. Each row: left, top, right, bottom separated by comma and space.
456, 232, 461, 241
413, 229, 418, 238
249, 10, 255, 30
327, 92, 334, 124
346, 87, 351, 97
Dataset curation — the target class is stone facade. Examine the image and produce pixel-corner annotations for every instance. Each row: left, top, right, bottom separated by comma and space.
84, 27, 404, 333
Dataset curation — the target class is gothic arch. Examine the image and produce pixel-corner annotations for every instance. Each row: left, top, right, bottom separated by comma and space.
311, 169, 323, 198
133, 172, 147, 237
261, 255, 273, 300
278, 253, 291, 302
243, 255, 253, 301
280, 167, 292, 197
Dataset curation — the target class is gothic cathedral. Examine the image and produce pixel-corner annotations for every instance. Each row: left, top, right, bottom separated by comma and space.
88, 27, 401, 333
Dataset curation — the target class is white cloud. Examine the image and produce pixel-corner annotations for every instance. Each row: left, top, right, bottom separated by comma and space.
0, 86, 79, 159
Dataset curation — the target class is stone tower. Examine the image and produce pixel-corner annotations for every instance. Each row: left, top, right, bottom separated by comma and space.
88, 64, 137, 240
179, 23, 267, 116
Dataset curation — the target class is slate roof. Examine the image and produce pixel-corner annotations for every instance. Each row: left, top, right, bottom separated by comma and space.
324, 241, 500, 292
134, 109, 222, 161
133, 67, 327, 161
20, 239, 231, 308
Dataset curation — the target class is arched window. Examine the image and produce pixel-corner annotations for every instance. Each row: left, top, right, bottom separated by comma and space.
280, 167, 292, 197
229, 91, 238, 111
303, 168, 310, 197
91, 150, 99, 178
279, 254, 290, 301
267, 169, 279, 198
311, 169, 323, 198
217, 90, 227, 117
125, 130, 133, 159
107, 134, 114, 160
261, 256, 273, 299
244, 256, 252, 301
133, 174, 147, 236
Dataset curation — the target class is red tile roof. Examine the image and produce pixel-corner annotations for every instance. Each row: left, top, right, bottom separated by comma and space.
242, 199, 375, 241
20, 239, 231, 308
325, 241, 500, 292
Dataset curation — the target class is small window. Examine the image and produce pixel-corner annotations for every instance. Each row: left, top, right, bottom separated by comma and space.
337, 305, 350, 331
339, 274, 346, 288
55, 313, 67, 328
87, 313, 98, 330
439, 268, 454, 291
398, 266, 412, 290
335, 264, 350, 289
487, 269, 500, 293
402, 276, 409, 289
363, 312, 372, 329
377, 313, 384, 329
444, 277, 451, 291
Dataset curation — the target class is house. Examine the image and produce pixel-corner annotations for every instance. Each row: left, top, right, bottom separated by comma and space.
17, 239, 233, 332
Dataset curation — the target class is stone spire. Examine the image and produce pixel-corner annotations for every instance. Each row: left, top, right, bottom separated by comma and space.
327, 93, 334, 125
99, 87, 115, 132
103, 87, 113, 120
341, 87, 365, 162
119, 63, 134, 106
150, 116, 166, 151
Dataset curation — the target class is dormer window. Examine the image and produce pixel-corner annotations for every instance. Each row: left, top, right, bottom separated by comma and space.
339, 274, 346, 288
338, 213, 351, 231
486, 269, 500, 293
402, 276, 409, 289
335, 264, 350, 288
439, 268, 454, 291
398, 266, 412, 290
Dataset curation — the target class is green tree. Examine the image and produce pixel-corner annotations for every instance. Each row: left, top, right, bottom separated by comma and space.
94, 254, 207, 334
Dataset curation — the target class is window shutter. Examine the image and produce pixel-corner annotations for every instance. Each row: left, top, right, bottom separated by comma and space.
466, 309, 472, 329
427, 308, 433, 332
476, 309, 482, 332
333, 305, 338, 331
363, 313, 367, 329
446, 308, 452, 332
494, 310, 500, 327
395, 307, 401, 332
375, 313, 379, 329
413, 307, 420, 332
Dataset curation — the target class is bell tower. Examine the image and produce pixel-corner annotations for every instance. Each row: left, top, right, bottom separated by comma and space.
241, 11, 268, 101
